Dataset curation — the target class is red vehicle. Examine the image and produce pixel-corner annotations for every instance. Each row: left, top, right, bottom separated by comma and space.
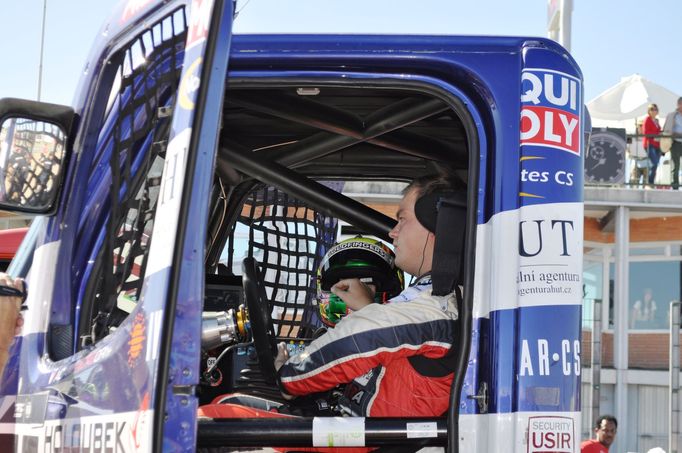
0, 227, 28, 272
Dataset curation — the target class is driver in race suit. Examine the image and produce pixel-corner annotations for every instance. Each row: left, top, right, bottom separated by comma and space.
276, 174, 464, 418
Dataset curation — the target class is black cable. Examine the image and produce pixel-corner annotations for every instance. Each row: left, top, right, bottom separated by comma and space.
415, 231, 430, 278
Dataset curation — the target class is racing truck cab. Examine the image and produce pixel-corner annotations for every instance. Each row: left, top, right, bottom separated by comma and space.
0, 1, 586, 451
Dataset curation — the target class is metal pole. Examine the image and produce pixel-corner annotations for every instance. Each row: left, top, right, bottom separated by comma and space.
613, 206, 629, 447
591, 299, 602, 432
671, 301, 680, 453
37, 0, 48, 101
559, 0, 573, 52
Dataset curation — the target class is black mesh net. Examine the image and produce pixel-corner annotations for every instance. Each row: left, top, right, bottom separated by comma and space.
84, 9, 187, 344
225, 184, 340, 339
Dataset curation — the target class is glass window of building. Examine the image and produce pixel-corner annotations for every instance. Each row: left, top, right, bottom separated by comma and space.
628, 261, 682, 330
583, 261, 604, 330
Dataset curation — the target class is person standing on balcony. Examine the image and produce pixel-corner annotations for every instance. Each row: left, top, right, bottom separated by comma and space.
663, 97, 682, 190
629, 122, 649, 187
643, 104, 662, 185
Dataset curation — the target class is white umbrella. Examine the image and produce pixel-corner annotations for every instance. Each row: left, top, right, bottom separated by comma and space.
587, 74, 680, 133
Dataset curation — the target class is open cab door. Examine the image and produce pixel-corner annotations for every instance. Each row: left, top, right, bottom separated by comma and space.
0, 1, 234, 451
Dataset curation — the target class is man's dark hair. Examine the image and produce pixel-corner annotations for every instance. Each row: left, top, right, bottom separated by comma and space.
405, 171, 467, 236
595, 414, 617, 429
403, 171, 462, 198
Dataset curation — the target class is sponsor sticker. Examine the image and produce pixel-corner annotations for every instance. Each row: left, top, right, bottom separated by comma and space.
516, 204, 583, 306
187, 0, 212, 48
519, 337, 581, 378
178, 57, 203, 111
128, 312, 146, 367
406, 422, 438, 439
12, 410, 153, 452
321, 240, 393, 269
312, 417, 365, 447
521, 69, 581, 156
520, 157, 575, 188
527, 416, 574, 453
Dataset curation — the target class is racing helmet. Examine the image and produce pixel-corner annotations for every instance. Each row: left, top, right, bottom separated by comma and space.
317, 236, 404, 326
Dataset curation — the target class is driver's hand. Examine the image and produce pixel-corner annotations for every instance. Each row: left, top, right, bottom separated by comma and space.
275, 342, 290, 372
275, 342, 295, 400
331, 278, 374, 311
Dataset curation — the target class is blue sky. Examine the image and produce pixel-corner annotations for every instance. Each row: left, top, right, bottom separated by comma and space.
1, 0, 681, 110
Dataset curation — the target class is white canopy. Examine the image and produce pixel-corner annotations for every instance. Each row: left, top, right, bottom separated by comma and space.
587, 74, 680, 134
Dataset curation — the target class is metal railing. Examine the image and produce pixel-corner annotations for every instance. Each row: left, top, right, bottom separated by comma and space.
587, 131, 681, 189
590, 299, 602, 433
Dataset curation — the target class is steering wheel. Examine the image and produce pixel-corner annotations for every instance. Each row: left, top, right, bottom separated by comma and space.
242, 257, 279, 385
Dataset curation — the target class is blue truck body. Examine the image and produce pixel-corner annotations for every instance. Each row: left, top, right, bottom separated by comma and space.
0, 0, 586, 451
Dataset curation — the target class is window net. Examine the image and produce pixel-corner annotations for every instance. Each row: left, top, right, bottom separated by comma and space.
83, 8, 187, 346
224, 183, 340, 339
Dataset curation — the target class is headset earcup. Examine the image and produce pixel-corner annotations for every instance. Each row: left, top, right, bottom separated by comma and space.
414, 192, 440, 233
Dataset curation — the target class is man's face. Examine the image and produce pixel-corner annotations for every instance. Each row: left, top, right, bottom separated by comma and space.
595, 419, 617, 447
388, 188, 434, 277
677, 100, 682, 114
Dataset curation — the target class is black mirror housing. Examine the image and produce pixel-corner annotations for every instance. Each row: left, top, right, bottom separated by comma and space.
0, 98, 76, 214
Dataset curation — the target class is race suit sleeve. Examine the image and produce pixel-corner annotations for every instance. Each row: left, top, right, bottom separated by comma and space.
278, 289, 458, 396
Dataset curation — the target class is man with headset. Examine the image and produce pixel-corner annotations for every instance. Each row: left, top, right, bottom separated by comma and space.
275, 173, 466, 418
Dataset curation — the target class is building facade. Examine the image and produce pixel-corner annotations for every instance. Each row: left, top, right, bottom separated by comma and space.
582, 186, 682, 452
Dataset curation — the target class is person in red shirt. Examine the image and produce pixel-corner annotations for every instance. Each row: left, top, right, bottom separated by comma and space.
581, 415, 618, 453
643, 103, 662, 185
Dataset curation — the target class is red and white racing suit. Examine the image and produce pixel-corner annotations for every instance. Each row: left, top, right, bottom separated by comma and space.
278, 276, 459, 417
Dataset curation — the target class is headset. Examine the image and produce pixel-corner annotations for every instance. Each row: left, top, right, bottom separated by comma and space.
413, 189, 467, 295
414, 190, 467, 234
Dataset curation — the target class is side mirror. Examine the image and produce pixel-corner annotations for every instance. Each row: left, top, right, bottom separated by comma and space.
0, 98, 75, 214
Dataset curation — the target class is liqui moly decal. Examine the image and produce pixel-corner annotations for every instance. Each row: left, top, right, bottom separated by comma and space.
521, 69, 581, 156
